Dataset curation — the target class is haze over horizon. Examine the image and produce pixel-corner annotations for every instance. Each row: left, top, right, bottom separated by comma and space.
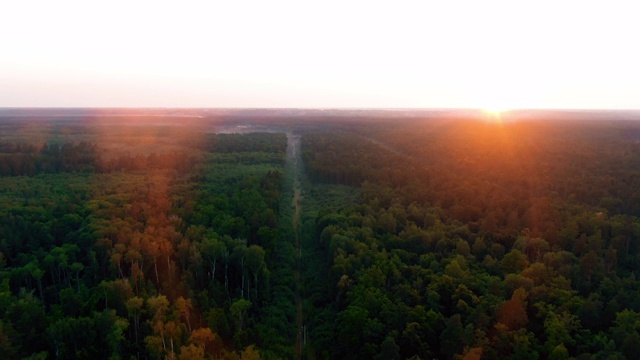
2, 0, 639, 110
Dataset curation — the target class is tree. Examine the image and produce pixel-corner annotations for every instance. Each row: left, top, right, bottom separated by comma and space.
179, 344, 204, 360
0, 320, 18, 359
610, 309, 640, 347
98, 309, 129, 359
245, 245, 266, 301
163, 320, 182, 356
230, 298, 252, 333
548, 344, 569, 360
440, 314, 464, 359
175, 296, 193, 332
500, 249, 528, 274
240, 345, 261, 360
497, 288, 528, 331
190, 327, 215, 353
126, 296, 144, 344
198, 236, 226, 282
143, 234, 162, 284
462, 347, 483, 360
374, 336, 400, 360
145, 335, 164, 360
146, 295, 170, 353
231, 240, 248, 298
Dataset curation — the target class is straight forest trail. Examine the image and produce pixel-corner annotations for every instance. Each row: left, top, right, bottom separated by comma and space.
287, 132, 304, 360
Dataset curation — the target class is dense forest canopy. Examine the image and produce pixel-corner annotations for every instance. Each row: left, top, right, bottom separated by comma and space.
2, 111, 640, 359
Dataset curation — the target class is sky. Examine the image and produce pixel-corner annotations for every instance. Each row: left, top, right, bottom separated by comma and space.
1, 0, 639, 109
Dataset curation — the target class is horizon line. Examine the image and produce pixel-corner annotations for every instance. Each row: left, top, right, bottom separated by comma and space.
2, 106, 640, 112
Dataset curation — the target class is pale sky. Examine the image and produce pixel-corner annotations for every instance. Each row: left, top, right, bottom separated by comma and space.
1, 0, 639, 109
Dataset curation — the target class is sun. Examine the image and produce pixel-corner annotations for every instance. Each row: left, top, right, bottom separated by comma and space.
483, 107, 507, 116
482, 106, 510, 116
474, 89, 514, 118
481, 107, 508, 125
481, 101, 512, 116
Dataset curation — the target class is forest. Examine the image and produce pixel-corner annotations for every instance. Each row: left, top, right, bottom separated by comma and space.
2, 112, 640, 359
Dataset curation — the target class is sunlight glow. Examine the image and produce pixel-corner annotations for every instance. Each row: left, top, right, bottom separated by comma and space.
481, 109, 505, 125
484, 108, 506, 117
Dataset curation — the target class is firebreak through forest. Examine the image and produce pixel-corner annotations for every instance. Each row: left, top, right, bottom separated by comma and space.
2, 114, 640, 360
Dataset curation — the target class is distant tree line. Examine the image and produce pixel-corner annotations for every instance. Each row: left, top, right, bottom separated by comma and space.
192, 133, 287, 154
0, 141, 197, 176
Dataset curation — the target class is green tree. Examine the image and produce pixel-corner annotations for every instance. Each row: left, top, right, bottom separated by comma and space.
440, 314, 464, 359
230, 298, 252, 333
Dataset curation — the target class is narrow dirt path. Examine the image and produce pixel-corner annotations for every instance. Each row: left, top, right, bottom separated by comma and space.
287, 133, 304, 360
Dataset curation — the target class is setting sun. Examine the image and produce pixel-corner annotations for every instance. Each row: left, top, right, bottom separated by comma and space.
483, 107, 509, 116
481, 108, 506, 125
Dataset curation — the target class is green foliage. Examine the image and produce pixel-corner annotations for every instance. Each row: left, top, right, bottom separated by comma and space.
300, 121, 640, 359
5, 117, 640, 359
0, 129, 288, 359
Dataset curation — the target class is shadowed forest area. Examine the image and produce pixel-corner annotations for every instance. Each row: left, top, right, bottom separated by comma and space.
2, 110, 640, 359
